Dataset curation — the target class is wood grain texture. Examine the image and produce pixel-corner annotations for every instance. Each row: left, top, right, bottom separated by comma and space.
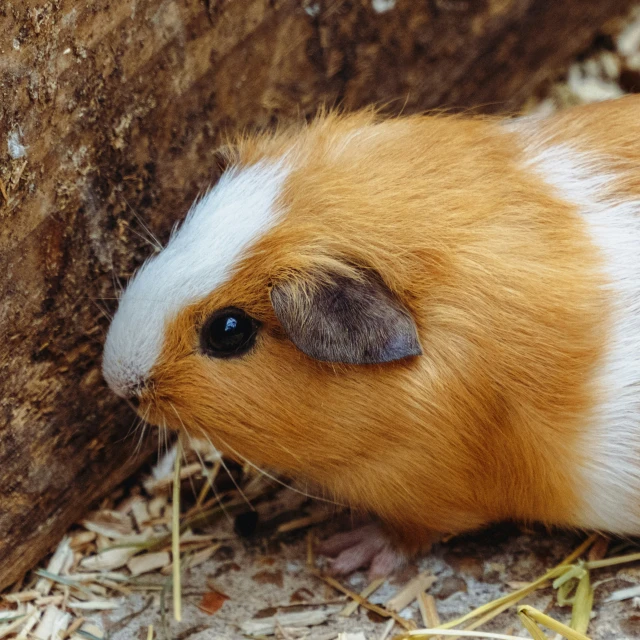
0, 0, 633, 589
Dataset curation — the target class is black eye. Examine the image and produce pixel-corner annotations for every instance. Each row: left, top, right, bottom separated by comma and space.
200, 307, 260, 358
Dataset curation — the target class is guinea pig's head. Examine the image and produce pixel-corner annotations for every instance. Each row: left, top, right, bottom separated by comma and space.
102, 112, 433, 484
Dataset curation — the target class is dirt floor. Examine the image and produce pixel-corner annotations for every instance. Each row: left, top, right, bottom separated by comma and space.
4, 5, 640, 640
5, 437, 640, 640
98, 495, 640, 640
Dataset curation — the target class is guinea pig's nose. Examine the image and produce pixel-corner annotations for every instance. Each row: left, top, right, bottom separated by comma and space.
128, 394, 141, 410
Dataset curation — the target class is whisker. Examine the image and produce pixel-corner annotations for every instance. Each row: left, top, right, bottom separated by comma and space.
266, 434, 305, 466
178, 427, 199, 499
168, 404, 210, 500
195, 428, 255, 511
216, 435, 345, 508
162, 423, 170, 460
139, 406, 150, 432
123, 414, 141, 441
122, 196, 164, 252
127, 224, 162, 253
157, 420, 164, 464
115, 402, 146, 445
125, 397, 141, 414
110, 258, 124, 301
151, 412, 170, 463
133, 406, 151, 457
184, 433, 234, 525
184, 429, 206, 470
79, 294, 180, 303
162, 419, 169, 464
134, 421, 148, 457
166, 403, 255, 511
89, 298, 113, 322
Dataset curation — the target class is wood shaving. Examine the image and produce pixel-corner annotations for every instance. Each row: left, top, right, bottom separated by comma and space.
418, 593, 440, 628
82, 512, 133, 539
126, 553, 170, 577
241, 605, 343, 636
67, 601, 121, 611
70, 532, 97, 549
0, 612, 38, 640
80, 548, 138, 572
36, 538, 73, 596
160, 544, 221, 576
340, 578, 385, 617
32, 605, 71, 640
4, 590, 41, 603
385, 572, 436, 613
605, 584, 640, 602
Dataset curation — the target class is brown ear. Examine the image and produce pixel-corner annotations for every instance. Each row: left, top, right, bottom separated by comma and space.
270, 269, 422, 365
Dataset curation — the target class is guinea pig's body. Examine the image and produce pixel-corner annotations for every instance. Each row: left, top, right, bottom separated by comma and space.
103, 96, 640, 573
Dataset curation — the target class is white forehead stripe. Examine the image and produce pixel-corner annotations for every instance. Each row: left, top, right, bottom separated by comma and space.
102, 160, 289, 397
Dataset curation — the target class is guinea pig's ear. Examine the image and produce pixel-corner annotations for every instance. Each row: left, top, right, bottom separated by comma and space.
270, 269, 422, 365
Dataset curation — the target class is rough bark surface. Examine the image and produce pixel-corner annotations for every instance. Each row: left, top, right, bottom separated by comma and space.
0, 0, 634, 590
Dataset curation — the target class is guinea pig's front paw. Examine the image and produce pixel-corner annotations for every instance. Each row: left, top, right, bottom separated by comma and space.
316, 523, 407, 579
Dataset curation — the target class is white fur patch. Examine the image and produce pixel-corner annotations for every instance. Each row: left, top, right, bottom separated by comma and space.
519, 141, 640, 533
102, 161, 289, 398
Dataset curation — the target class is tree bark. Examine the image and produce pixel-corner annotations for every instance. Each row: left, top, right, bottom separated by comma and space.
0, 0, 633, 589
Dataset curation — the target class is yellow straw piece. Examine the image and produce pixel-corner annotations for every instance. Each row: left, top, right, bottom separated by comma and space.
585, 551, 640, 570
517, 605, 592, 640
570, 571, 593, 634
400, 629, 530, 639
435, 535, 598, 632
517, 609, 550, 640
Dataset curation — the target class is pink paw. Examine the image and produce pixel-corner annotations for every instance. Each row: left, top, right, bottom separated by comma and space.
317, 524, 407, 578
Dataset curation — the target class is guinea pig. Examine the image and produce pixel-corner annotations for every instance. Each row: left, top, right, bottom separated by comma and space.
103, 95, 640, 577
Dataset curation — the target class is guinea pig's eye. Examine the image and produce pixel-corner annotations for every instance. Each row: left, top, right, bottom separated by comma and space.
199, 307, 260, 359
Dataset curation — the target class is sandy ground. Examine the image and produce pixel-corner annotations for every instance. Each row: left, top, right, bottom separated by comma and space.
96, 496, 640, 640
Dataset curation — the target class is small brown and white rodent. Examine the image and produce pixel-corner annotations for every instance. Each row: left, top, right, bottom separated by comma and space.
103, 95, 640, 576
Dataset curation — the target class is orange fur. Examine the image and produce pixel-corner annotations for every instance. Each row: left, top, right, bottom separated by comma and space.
515, 96, 640, 199
136, 101, 638, 550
